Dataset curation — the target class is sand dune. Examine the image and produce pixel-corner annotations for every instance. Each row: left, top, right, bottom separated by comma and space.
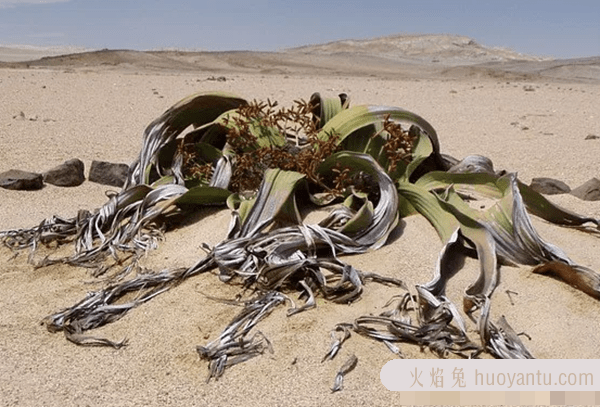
1, 34, 600, 406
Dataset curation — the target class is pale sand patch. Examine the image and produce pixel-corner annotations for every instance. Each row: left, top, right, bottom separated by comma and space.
1, 64, 599, 406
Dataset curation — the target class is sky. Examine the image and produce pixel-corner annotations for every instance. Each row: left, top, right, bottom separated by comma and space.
0, 0, 599, 59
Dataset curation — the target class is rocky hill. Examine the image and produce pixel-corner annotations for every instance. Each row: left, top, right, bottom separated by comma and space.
2, 34, 599, 83
286, 34, 547, 65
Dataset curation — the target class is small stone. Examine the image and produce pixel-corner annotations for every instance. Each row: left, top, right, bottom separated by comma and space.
0, 169, 44, 190
529, 177, 571, 195
206, 76, 227, 82
88, 161, 130, 187
570, 178, 600, 201
43, 158, 85, 187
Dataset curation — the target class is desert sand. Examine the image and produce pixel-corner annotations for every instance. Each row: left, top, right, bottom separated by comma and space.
1, 36, 599, 406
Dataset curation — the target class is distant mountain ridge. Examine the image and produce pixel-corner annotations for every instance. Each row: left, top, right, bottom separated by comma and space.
2, 34, 599, 83
0, 44, 91, 63
286, 34, 548, 65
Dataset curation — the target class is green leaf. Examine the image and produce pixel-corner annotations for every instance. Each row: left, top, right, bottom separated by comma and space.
515, 180, 600, 228
339, 125, 383, 158
128, 92, 247, 187
194, 142, 224, 164
116, 184, 154, 207
195, 122, 229, 149
397, 193, 418, 218
417, 171, 599, 230
310, 92, 346, 128
318, 105, 441, 155
227, 193, 256, 226
151, 175, 177, 187
415, 171, 503, 199
436, 174, 600, 300
396, 182, 458, 243
253, 123, 287, 148
435, 188, 499, 300
339, 199, 374, 235
239, 169, 306, 238
175, 185, 231, 206
431, 187, 534, 358
163, 91, 248, 132
317, 152, 399, 249
401, 128, 433, 182
214, 111, 287, 151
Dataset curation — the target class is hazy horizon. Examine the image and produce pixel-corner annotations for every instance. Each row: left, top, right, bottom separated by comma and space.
0, 0, 599, 59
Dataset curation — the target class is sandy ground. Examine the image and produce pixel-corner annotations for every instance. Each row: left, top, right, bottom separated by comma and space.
1, 49, 599, 406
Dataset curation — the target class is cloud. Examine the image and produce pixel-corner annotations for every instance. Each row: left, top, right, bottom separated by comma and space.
0, 0, 71, 8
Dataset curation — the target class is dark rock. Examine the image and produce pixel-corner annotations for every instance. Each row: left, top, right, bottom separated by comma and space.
529, 177, 571, 195
88, 161, 130, 187
570, 178, 600, 201
585, 134, 599, 140
0, 169, 44, 190
43, 158, 85, 187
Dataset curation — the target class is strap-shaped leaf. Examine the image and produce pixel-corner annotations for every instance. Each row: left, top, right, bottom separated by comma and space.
397, 182, 458, 243
175, 185, 231, 206
338, 196, 374, 236
316, 152, 399, 249
309, 92, 347, 128
214, 110, 287, 151
6, 89, 600, 369
317, 105, 441, 158
238, 169, 306, 238
433, 188, 534, 358
416, 171, 503, 199
401, 128, 433, 182
439, 174, 600, 299
126, 92, 247, 187
515, 180, 600, 228
417, 229, 469, 335
435, 189, 499, 306
533, 261, 600, 300
194, 141, 224, 164
417, 171, 600, 229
